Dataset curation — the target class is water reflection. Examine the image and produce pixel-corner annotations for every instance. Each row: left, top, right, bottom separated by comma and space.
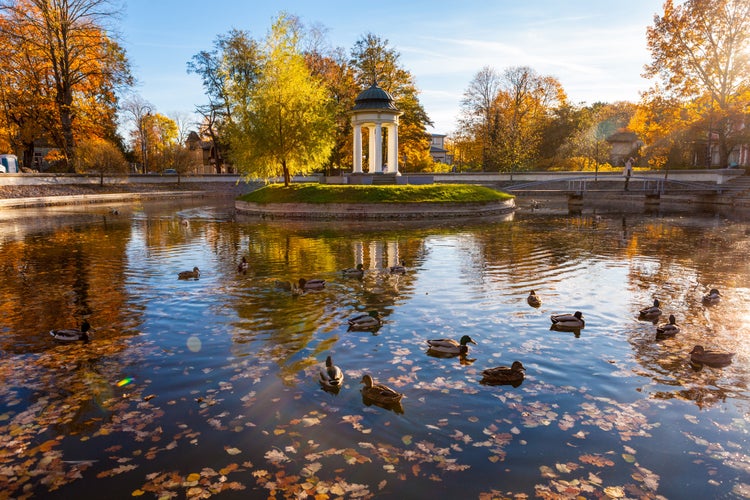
0, 200, 749, 498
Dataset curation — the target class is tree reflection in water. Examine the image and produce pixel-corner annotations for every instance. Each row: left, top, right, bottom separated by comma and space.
0, 200, 748, 499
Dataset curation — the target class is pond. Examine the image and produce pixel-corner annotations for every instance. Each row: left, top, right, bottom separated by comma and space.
0, 198, 749, 499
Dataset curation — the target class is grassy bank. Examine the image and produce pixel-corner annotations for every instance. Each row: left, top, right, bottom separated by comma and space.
238, 183, 513, 204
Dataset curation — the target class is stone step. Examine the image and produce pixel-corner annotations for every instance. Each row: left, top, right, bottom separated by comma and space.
371, 174, 398, 185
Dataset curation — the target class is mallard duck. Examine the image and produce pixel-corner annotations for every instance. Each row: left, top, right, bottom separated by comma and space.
237, 257, 248, 274
550, 311, 585, 329
360, 374, 403, 405
319, 355, 344, 389
298, 278, 325, 290
655, 314, 680, 339
527, 290, 542, 308
702, 288, 721, 305
389, 260, 406, 274
348, 311, 382, 331
689, 345, 734, 367
178, 267, 200, 280
342, 263, 364, 277
426, 335, 477, 355
50, 319, 91, 342
639, 299, 662, 319
480, 361, 525, 386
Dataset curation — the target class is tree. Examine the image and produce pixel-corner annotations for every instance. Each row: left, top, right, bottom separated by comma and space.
349, 33, 432, 172
140, 113, 178, 172
75, 137, 127, 183
120, 94, 153, 172
229, 13, 334, 186
644, 0, 750, 167
460, 67, 502, 170
188, 29, 261, 173
0, 0, 132, 171
303, 30, 358, 175
457, 66, 565, 172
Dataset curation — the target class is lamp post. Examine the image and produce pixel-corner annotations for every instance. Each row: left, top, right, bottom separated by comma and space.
140, 108, 152, 173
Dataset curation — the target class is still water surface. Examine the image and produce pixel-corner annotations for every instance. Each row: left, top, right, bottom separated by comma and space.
0, 198, 749, 499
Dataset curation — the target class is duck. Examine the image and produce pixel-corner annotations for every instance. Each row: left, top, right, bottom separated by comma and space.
360, 374, 403, 405
298, 278, 325, 290
50, 319, 91, 342
702, 288, 721, 305
319, 355, 344, 389
342, 263, 364, 277
526, 290, 542, 308
348, 311, 382, 331
655, 314, 680, 339
426, 335, 477, 356
689, 345, 734, 367
550, 311, 585, 330
389, 260, 406, 274
237, 257, 248, 274
480, 361, 526, 386
639, 299, 662, 320
178, 267, 200, 280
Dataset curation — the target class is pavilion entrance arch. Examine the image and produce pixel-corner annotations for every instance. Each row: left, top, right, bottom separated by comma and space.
350, 82, 402, 174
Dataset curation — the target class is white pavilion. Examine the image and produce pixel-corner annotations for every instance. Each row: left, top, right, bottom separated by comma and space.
350, 82, 402, 175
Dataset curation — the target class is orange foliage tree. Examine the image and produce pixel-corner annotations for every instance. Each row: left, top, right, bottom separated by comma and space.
0, 0, 132, 171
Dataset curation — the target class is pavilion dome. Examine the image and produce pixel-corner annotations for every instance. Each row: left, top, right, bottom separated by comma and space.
352, 82, 398, 111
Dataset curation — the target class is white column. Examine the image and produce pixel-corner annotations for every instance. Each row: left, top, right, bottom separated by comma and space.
353, 123, 362, 173
375, 122, 383, 173
387, 124, 399, 174
368, 126, 376, 173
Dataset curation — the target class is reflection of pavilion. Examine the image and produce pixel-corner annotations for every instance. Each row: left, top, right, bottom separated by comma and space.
350, 82, 402, 175
350, 240, 404, 270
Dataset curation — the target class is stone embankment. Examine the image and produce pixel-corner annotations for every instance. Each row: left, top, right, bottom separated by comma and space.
0, 182, 252, 209
235, 199, 516, 220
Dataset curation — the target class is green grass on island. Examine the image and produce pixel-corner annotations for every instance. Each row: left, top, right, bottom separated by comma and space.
238, 183, 513, 204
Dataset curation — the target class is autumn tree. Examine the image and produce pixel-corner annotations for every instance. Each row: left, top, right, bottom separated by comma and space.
349, 33, 433, 171
303, 25, 358, 174
644, 0, 750, 167
75, 137, 127, 183
459, 67, 502, 170
458, 66, 565, 172
228, 13, 334, 186
138, 113, 178, 172
0, 0, 131, 171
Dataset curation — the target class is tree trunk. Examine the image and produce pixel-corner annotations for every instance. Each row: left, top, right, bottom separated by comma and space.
282, 159, 290, 187
22, 142, 35, 171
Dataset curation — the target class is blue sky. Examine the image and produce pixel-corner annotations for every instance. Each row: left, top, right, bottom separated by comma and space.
119, 0, 663, 134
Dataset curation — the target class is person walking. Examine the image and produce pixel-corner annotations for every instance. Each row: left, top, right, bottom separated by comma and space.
623, 157, 634, 191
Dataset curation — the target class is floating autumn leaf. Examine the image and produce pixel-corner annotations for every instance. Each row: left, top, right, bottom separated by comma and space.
225, 447, 242, 455
264, 449, 290, 465
579, 454, 615, 467
603, 485, 625, 498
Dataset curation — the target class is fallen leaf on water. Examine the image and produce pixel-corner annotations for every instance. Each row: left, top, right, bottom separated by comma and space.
603, 485, 625, 498
225, 447, 241, 455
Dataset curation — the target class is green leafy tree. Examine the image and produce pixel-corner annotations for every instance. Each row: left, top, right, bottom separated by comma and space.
644, 0, 750, 167
188, 29, 262, 172
228, 13, 334, 187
